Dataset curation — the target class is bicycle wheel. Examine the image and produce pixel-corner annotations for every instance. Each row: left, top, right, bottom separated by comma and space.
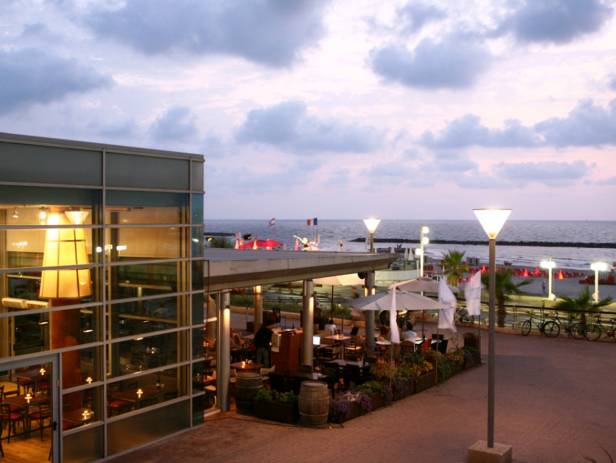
584, 324, 602, 342
543, 321, 560, 338
520, 320, 532, 336
571, 323, 586, 340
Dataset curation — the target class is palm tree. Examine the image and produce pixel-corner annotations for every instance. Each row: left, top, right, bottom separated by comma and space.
554, 288, 612, 325
481, 269, 530, 327
442, 250, 469, 286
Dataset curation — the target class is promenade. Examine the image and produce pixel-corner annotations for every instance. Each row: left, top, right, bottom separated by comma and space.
111, 331, 616, 463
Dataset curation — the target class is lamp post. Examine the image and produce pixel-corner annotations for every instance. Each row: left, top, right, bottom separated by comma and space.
540, 259, 556, 301
590, 261, 609, 303
363, 218, 381, 253
472, 208, 511, 456
415, 226, 430, 277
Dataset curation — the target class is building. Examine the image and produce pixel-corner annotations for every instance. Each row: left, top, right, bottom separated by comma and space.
0, 132, 205, 461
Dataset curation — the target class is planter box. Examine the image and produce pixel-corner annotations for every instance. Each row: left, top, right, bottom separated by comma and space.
392, 378, 414, 400
414, 372, 435, 393
329, 400, 362, 423
254, 400, 298, 424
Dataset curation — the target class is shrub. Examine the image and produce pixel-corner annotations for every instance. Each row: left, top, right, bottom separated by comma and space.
370, 361, 396, 381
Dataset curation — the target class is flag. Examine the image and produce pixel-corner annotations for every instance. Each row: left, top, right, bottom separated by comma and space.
313, 217, 318, 226
306, 218, 312, 226
294, 239, 299, 251
465, 271, 482, 316
438, 278, 457, 332
268, 218, 276, 226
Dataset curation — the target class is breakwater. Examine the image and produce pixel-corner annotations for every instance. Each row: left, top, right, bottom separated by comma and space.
349, 237, 616, 249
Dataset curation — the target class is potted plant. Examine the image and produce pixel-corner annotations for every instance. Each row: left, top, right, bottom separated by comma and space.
411, 359, 435, 393
446, 350, 465, 375
329, 392, 363, 423
253, 388, 299, 424
392, 363, 414, 400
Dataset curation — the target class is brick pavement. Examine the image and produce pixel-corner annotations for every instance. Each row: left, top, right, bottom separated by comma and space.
111, 332, 616, 463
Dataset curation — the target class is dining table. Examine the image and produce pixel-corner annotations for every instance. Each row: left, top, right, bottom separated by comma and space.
230, 361, 263, 372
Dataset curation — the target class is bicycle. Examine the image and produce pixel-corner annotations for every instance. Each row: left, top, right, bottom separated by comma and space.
520, 314, 560, 337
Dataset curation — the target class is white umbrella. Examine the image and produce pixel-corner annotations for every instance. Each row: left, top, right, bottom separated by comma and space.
353, 290, 446, 312
391, 277, 458, 293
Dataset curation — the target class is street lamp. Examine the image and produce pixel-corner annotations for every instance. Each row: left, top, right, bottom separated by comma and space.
363, 218, 381, 253
590, 261, 609, 303
471, 208, 512, 460
415, 226, 429, 277
540, 258, 557, 301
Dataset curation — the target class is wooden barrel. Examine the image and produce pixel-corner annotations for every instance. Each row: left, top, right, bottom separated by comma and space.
236, 372, 262, 413
298, 381, 329, 426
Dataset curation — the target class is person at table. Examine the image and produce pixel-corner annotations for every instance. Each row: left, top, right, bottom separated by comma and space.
377, 325, 389, 342
401, 322, 417, 342
253, 324, 273, 367
324, 318, 337, 335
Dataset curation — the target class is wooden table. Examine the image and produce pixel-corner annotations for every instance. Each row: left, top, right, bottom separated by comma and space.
324, 335, 352, 359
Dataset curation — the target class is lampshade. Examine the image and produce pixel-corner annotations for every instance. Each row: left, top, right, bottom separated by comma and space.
39, 211, 92, 299
421, 236, 430, 245
540, 259, 556, 270
363, 218, 381, 234
590, 261, 609, 272
421, 226, 429, 234
473, 208, 511, 239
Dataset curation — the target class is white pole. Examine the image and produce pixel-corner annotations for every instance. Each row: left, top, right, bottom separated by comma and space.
548, 266, 553, 300
594, 269, 600, 303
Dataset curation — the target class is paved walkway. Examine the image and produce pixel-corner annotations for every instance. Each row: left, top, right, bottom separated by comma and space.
111, 333, 616, 463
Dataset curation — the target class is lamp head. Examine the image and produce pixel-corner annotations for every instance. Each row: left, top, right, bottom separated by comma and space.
363, 218, 381, 234
415, 248, 423, 256
473, 208, 511, 239
421, 226, 429, 234
590, 261, 609, 272
421, 236, 430, 246
540, 259, 556, 270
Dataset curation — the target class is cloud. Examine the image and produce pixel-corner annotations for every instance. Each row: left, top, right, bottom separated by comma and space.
398, 1, 446, 34
499, 0, 613, 44
370, 35, 491, 89
149, 106, 198, 142
236, 100, 381, 153
83, 0, 329, 67
534, 98, 616, 147
494, 160, 590, 185
609, 75, 616, 91
427, 152, 478, 172
597, 176, 616, 185
422, 114, 541, 148
0, 48, 112, 115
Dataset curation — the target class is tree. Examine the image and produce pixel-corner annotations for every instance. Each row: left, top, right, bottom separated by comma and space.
442, 250, 469, 286
554, 288, 612, 325
481, 269, 530, 327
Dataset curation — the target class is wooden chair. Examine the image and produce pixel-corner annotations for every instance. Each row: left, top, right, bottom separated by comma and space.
28, 402, 51, 441
2, 388, 18, 399
1, 402, 26, 443
0, 410, 4, 457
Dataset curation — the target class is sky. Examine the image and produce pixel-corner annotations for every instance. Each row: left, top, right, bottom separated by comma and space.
1, 0, 616, 221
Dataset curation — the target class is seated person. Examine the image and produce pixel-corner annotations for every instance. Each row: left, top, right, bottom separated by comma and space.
230, 331, 243, 349
377, 325, 389, 342
401, 324, 418, 342
324, 318, 337, 335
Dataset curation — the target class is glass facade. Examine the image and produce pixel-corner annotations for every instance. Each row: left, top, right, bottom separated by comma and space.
0, 133, 205, 462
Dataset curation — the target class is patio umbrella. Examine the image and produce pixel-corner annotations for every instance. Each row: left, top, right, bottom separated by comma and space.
352, 289, 446, 344
315, 274, 364, 332
390, 277, 457, 336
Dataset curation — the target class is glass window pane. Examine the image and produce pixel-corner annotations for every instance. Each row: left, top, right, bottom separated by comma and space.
0, 142, 101, 186
110, 296, 179, 338
191, 194, 203, 224
104, 227, 184, 262
1, 306, 100, 359
63, 425, 104, 463
191, 163, 203, 192
191, 227, 204, 257
108, 262, 180, 300
105, 190, 187, 224
62, 347, 102, 389
108, 331, 182, 377
1, 227, 99, 270
107, 153, 189, 190
107, 399, 190, 455
192, 360, 216, 397
0, 186, 100, 216
191, 293, 204, 325
192, 393, 215, 425
192, 260, 204, 290
62, 386, 102, 431
107, 366, 188, 418
192, 327, 205, 360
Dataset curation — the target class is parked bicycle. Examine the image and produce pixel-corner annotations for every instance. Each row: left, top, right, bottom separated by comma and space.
520, 314, 560, 337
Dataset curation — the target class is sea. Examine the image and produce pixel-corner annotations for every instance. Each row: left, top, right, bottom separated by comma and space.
205, 220, 616, 271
